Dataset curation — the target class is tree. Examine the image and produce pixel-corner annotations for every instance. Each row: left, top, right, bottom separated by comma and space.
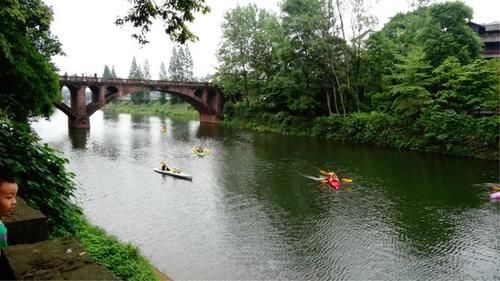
158, 62, 168, 104
168, 47, 183, 104
418, 2, 482, 67
181, 45, 194, 81
0, 0, 62, 122
377, 2, 481, 68
407, 0, 434, 8
431, 57, 499, 113
168, 47, 181, 80
383, 47, 433, 118
159, 62, 168, 80
128, 57, 145, 104
361, 31, 397, 98
215, 4, 282, 111
116, 0, 210, 44
143, 59, 152, 102
276, 0, 332, 115
102, 65, 113, 78
216, 4, 260, 104
111, 65, 118, 78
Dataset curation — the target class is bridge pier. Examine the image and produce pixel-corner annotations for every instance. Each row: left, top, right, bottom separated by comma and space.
68, 116, 90, 129
200, 114, 221, 124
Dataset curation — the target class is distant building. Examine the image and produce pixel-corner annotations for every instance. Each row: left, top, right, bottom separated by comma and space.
469, 21, 500, 59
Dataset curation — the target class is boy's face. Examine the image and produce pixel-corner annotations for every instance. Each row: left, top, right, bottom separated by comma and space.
0, 181, 18, 215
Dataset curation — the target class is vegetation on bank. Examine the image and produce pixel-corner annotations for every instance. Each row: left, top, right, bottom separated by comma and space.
104, 100, 199, 120
223, 108, 498, 160
215, 1, 499, 160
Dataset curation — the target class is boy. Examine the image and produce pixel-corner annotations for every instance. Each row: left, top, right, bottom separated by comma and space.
0, 174, 18, 250
0, 173, 17, 279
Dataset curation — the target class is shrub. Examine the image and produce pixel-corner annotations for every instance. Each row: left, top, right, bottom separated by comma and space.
0, 114, 82, 235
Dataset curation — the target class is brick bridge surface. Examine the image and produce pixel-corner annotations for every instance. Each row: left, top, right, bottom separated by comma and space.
56, 76, 225, 128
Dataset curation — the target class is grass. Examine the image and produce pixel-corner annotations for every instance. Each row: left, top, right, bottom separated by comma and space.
103, 100, 199, 120
77, 221, 159, 281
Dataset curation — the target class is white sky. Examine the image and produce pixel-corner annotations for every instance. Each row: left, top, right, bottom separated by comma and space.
44, 0, 500, 79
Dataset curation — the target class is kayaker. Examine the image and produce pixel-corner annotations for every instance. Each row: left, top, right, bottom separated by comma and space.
326, 173, 341, 190
195, 146, 204, 153
160, 161, 170, 171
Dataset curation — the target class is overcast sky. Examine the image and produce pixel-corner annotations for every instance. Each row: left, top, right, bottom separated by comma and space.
44, 0, 500, 79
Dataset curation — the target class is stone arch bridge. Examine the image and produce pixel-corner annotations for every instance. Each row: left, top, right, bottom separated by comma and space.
56, 76, 225, 128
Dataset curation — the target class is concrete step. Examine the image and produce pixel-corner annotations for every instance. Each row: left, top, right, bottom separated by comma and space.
0, 197, 49, 245
2, 237, 119, 280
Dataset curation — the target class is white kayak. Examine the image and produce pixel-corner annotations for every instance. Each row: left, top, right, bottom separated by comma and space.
153, 168, 192, 180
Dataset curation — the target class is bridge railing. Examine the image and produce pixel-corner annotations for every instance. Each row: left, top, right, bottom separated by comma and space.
59, 75, 212, 87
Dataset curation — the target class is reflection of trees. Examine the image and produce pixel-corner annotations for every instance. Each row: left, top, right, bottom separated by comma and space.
68, 127, 88, 149
102, 111, 120, 122
169, 118, 192, 141
216, 132, 498, 277
131, 114, 147, 125
336, 145, 490, 256
197, 123, 224, 139
89, 137, 121, 160
129, 114, 152, 160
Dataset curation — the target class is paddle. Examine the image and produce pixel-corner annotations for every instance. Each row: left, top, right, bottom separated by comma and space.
320, 169, 353, 183
320, 169, 331, 176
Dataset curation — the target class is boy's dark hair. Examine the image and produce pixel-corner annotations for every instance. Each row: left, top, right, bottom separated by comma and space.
0, 170, 17, 183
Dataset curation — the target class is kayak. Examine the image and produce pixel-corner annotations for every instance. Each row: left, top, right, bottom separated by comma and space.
153, 168, 192, 180
193, 148, 211, 157
490, 191, 500, 200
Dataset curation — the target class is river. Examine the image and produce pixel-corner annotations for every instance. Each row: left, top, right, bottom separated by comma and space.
32, 110, 499, 280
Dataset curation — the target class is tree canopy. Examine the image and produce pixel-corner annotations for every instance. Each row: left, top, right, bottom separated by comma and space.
116, 0, 210, 44
0, 0, 62, 122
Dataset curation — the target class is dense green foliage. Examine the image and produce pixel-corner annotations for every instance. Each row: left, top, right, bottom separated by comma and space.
0, 114, 82, 235
223, 110, 498, 160
104, 100, 198, 119
116, 0, 210, 44
216, 0, 499, 159
0, 0, 62, 122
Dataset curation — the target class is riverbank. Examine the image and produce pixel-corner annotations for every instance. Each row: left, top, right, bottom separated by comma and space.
222, 111, 499, 160
1, 197, 169, 280
103, 100, 198, 120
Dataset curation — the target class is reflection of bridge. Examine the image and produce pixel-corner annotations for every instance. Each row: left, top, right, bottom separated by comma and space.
56, 76, 225, 128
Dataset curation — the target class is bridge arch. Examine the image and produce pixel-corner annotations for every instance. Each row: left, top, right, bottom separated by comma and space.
55, 76, 225, 128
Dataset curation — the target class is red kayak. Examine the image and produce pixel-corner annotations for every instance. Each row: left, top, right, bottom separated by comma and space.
327, 175, 342, 190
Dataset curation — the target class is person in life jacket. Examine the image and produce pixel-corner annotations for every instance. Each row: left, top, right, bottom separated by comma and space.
160, 161, 170, 171
326, 172, 342, 190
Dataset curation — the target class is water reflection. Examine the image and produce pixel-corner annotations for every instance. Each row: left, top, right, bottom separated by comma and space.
68, 128, 89, 149
197, 123, 225, 139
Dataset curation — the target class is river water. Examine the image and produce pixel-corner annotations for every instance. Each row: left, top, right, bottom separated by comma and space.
32, 110, 499, 280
